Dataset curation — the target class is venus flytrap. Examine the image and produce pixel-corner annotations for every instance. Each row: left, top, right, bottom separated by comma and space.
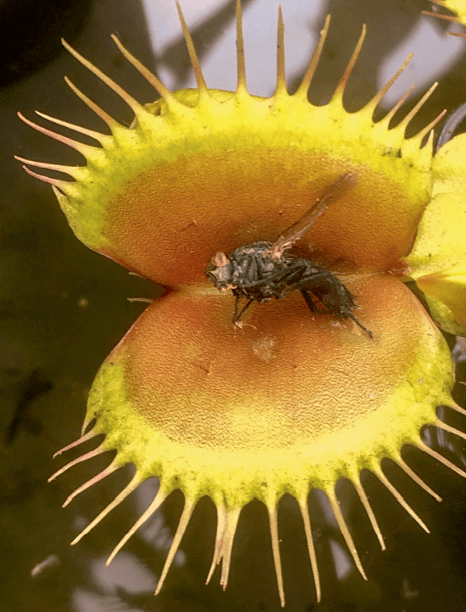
17, 1, 466, 606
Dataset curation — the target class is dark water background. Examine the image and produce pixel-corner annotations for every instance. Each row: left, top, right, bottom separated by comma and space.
1, 0, 466, 610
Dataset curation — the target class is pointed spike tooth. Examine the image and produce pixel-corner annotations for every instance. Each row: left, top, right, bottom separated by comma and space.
63, 461, 121, 507
268, 503, 285, 607
15, 154, 68, 172
274, 5, 287, 96
14, 155, 78, 179
81, 416, 93, 437
61, 38, 144, 115
71, 475, 143, 545
368, 53, 413, 111
422, 10, 460, 23
418, 442, 466, 478
394, 456, 442, 502
382, 83, 416, 125
397, 81, 438, 130
34, 110, 106, 142
21, 165, 71, 187
127, 297, 153, 304
375, 469, 429, 532
64, 77, 119, 130
327, 490, 367, 580
435, 419, 466, 441
206, 503, 227, 584
333, 24, 366, 100
175, 2, 208, 93
296, 14, 331, 99
353, 479, 385, 551
235, 0, 247, 94
107, 486, 167, 566
219, 507, 241, 589
155, 497, 196, 595
53, 430, 97, 458
48, 444, 106, 482
415, 108, 447, 143
17, 111, 94, 155
298, 496, 321, 602
52, 185, 71, 209
109, 35, 177, 105
448, 401, 466, 417
425, 128, 435, 152
205, 556, 219, 586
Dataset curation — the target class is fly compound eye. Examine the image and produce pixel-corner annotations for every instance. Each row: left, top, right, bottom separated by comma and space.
211, 251, 228, 268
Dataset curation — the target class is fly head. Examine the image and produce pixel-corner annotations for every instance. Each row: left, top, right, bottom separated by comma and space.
206, 251, 234, 291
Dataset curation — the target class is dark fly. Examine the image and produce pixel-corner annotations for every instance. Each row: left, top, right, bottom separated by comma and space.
206, 173, 373, 338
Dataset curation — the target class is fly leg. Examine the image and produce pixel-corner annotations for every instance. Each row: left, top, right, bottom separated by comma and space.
345, 312, 373, 339
300, 289, 318, 313
233, 294, 255, 325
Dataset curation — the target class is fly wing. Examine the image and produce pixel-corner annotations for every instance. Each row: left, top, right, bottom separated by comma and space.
268, 172, 357, 258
